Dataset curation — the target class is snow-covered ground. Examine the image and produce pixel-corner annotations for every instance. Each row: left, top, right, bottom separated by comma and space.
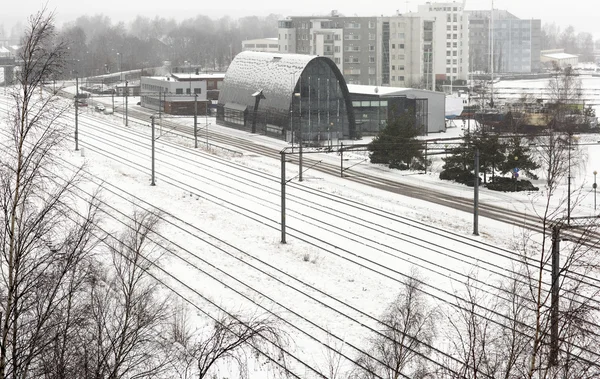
1, 83, 599, 377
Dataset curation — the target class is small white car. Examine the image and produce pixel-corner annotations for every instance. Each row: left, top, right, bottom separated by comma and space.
95, 104, 105, 112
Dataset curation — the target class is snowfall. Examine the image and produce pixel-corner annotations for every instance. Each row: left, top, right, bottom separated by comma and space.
0, 76, 599, 378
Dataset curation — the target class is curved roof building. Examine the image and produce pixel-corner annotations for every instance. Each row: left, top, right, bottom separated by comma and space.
217, 51, 356, 141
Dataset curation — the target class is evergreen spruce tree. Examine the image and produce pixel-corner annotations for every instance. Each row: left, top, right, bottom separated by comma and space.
470, 131, 507, 183
499, 136, 540, 179
368, 111, 426, 170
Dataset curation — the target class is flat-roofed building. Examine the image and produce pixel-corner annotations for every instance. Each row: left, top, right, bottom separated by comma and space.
242, 38, 280, 53
140, 73, 225, 115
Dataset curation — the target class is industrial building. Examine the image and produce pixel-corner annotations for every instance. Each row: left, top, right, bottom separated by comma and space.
347, 84, 446, 135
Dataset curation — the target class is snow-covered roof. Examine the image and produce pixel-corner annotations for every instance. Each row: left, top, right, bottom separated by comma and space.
542, 52, 578, 60
0, 47, 9, 54
219, 51, 342, 112
346, 84, 444, 99
170, 73, 226, 80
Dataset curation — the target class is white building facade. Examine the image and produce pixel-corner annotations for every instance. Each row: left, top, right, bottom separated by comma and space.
412, 2, 470, 83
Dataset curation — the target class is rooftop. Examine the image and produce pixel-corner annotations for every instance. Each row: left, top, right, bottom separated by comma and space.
542, 52, 578, 60
347, 84, 443, 98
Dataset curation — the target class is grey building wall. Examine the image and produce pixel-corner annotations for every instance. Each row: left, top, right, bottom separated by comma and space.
468, 10, 541, 74
279, 15, 377, 85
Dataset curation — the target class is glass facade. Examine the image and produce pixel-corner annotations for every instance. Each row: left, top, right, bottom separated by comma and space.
217, 51, 356, 141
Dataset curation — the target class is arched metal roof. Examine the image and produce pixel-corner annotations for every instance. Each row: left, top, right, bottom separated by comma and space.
218, 51, 356, 137
219, 51, 312, 111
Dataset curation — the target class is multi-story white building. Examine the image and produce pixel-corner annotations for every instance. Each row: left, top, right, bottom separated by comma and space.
378, 15, 433, 89
412, 1, 470, 84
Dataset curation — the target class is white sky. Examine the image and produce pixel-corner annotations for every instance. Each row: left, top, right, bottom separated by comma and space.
1, 0, 599, 39
1, 78, 599, 376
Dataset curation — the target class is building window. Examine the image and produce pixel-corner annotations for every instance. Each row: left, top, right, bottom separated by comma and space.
392, 44, 395, 49
369, 44, 375, 51
186, 88, 191, 94
194, 88, 201, 94
334, 57, 340, 64
335, 46, 340, 52
399, 76, 405, 81
399, 65, 404, 71
392, 65, 396, 70
369, 56, 375, 63
369, 33, 376, 40
369, 67, 376, 74
369, 21, 376, 28
399, 44, 404, 49
176, 88, 183, 94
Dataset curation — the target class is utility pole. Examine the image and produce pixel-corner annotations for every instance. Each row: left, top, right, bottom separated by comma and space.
549, 224, 560, 366
593, 170, 597, 211
473, 148, 479, 235
150, 115, 156, 186
125, 81, 129, 127
568, 134, 571, 224
75, 75, 79, 151
194, 93, 198, 148
281, 151, 286, 243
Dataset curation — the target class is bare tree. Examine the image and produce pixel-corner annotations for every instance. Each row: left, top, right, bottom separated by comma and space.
168, 306, 291, 379
314, 330, 348, 379
0, 7, 104, 379
76, 209, 173, 379
441, 273, 504, 379
354, 268, 437, 379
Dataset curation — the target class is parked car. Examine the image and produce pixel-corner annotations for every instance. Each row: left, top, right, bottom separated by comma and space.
103, 108, 114, 115
76, 100, 88, 107
95, 104, 105, 112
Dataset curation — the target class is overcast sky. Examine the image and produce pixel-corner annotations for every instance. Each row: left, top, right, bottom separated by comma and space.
1, 0, 598, 39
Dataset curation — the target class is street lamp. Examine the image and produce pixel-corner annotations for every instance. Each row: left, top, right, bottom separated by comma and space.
594, 170, 597, 211
294, 91, 303, 182
117, 52, 122, 81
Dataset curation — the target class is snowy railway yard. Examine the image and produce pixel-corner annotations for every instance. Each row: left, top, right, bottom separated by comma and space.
2, 86, 600, 378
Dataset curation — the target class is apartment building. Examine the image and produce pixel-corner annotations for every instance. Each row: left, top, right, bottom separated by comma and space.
278, 12, 428, 87
412, 2, 470, 84
278, 14, 378, 85
378, 16, 431, 88
468, 10, 541, 73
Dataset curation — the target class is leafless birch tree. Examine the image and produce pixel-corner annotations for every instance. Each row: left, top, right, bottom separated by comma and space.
0, 7, 102, 379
